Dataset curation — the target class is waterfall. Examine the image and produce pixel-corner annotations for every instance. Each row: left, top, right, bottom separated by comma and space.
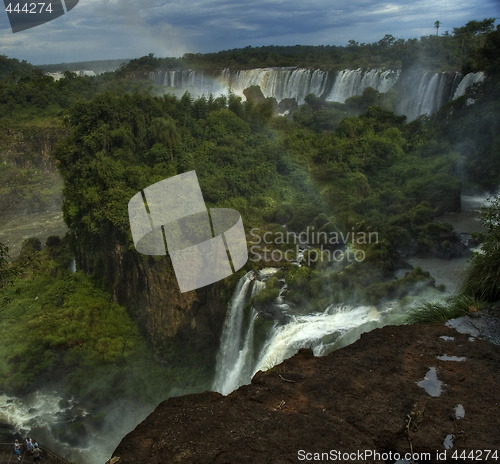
253, 304, 381, 373
223, 68, 331, 104
149, 67, 483, 120
452, 72, 485, 99
212, 270, 397, 396
212, 271, 257, 395
149, 69, 227, 96
395, 71, 451, 121
325, 69, 399, 103
213, 269, 280, 395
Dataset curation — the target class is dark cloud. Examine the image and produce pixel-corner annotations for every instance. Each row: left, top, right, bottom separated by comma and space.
0, 0, 498, 64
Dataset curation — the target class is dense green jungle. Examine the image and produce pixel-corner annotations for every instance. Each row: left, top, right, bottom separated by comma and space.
0, 18, 499, 455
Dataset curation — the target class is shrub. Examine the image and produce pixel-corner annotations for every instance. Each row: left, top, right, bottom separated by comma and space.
405, 294, 486, 324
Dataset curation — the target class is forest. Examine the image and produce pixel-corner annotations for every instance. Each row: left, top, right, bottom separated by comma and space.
0, 19, 499, 449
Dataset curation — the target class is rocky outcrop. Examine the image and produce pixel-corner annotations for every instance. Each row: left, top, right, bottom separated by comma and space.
74, 229, 232, 359
108, 313, 500, 464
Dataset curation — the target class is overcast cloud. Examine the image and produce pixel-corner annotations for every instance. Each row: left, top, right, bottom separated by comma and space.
0, 0, 498, 65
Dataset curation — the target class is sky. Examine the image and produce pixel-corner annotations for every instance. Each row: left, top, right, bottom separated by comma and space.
0, 0, 498, 65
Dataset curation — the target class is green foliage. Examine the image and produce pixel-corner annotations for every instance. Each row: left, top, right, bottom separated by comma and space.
0, 242, 211, 404
285, 103, 460, 245
0, 242, 20, 305
1, 20, 498, 409
405, 294, 486, 324
0, 54, 35, 81
461, 195, 500, 302
55, 88, 296, 258
252, 284, 281, 306
365, 266, 436, 304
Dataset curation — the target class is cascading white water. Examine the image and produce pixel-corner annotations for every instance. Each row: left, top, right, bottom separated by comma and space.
149, 69, 227, 97
213, 269, 279, 395
325, 69, 400, 103
452, 72, 485, 99
212, 269, 405, 396
149, 67, 483, 119
398, 71, 451, 121
253, 304, 381, 373
222, 68, 332, 104
0, 390, 151, 464
212, 271, 256, 395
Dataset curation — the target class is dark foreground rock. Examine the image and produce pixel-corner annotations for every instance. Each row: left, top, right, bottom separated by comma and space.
108, 319, 500, 464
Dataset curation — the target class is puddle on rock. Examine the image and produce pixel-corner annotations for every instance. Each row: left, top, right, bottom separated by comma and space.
437, 355, 467, 362
455, 404, 465, 419
417, 367, 443, 397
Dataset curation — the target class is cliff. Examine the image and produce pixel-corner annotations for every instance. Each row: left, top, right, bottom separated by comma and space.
74, 229, 232, 360
107, 311, 500, 464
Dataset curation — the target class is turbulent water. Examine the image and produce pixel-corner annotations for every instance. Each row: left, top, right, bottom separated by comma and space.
0, 391, 90, 460
0, 390, 152, 464
212, 268, 402, 396
149, 67, 484, 120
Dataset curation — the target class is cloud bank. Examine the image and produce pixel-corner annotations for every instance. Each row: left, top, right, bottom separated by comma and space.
0, 0, 498, 64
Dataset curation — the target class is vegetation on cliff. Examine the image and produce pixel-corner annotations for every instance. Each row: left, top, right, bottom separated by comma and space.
0, 237, 209, 408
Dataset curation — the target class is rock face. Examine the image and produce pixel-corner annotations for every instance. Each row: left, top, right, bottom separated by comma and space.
74, 230, 231, 359
108, 317, 500, 464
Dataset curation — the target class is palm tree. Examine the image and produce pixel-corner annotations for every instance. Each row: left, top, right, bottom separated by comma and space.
434, 20, 440, 36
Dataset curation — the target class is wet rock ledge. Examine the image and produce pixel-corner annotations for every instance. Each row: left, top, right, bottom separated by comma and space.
107, 313, 500, 464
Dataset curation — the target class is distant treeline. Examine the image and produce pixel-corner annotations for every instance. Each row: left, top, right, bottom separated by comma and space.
118, 18, 497, 75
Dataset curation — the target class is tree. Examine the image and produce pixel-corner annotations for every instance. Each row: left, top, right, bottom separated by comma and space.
377, 34, 396, 48
453, 18, 496, 70
149, 116, 181, 162
0, 242, 11, 290
434, 20, 440, 36
477, 25, 500, 76
0, 242, 19, 305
